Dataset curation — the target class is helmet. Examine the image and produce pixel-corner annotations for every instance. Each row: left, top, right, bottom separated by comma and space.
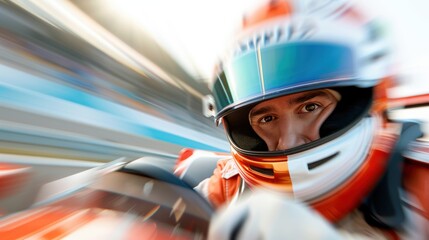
208, 0, 398, 222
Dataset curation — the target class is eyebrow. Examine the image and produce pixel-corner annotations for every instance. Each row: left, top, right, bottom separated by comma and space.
249, 106, 273, 118
289, 90, 331, 105
249, 91, 331, 118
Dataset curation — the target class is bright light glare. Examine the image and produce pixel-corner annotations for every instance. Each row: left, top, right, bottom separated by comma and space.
105, 0, 259, 80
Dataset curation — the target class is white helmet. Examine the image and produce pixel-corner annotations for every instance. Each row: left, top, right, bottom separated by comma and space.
208, 0, 398, 222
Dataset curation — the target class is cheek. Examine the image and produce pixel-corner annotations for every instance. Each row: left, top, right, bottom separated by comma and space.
253, 125, 279, 146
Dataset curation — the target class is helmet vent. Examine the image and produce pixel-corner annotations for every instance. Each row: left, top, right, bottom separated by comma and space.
307, 152, 339, 170
363, 50, 387, 64
249, 165, 274, 176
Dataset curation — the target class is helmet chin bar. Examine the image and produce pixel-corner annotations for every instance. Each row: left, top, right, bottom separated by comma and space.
232, 115, 402, 222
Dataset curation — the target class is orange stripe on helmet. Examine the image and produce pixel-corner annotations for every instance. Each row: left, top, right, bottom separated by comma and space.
232, 149, 293, 192
242, 0, 292, 29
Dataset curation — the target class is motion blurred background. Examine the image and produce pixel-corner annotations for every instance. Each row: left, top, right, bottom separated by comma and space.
0, 0, 428, 214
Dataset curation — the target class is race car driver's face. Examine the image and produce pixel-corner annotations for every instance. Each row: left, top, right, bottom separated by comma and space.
249, 90, 339, 151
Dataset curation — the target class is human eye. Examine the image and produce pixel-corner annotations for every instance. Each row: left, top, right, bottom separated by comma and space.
259, 115, 276, 123
300, 103, 320, 113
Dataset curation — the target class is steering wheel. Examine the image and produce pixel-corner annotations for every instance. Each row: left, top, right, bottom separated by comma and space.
118, 157, 214, 229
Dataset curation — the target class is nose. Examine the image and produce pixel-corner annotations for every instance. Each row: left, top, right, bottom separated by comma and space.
275, 119, 318, 151
275, 133, 307, 151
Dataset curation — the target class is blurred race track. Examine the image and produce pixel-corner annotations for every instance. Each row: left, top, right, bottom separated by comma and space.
0, 1, 229, 160
0, 1, 228, 213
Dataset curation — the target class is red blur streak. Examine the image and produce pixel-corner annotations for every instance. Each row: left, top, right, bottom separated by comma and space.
388, 93, 429, 109
0, 163, 30, 199
177, 148, 194, 163
403, 159, 429, 220
174, 148, 229, 176
38, 210, 97, 239
174, 148, 195, 176
0, 207, 77, 239
0, 207, 194, 240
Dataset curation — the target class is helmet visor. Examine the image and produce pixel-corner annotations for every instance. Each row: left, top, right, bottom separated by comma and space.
213, 41, 357, 119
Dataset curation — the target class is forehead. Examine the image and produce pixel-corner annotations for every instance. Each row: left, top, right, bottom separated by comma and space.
251, 90, 334, 111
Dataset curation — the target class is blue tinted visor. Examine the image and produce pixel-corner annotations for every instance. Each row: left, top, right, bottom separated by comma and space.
213, 41, 357, 120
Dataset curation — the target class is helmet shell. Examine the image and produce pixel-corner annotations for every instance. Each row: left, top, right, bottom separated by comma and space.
209, 0, 397, 222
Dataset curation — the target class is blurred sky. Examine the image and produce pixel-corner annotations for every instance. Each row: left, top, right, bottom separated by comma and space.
102, 0, 259, 80
101, 0, 429, 97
